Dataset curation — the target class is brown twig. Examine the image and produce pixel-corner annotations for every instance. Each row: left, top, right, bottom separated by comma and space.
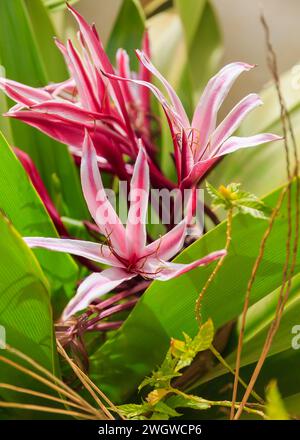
232, 13, 299, 420
195, 208, 232, 325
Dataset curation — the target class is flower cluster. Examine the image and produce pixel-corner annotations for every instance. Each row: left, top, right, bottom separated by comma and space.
0, 5, 281, 321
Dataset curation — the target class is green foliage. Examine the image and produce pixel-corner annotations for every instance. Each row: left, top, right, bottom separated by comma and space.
90, 180, 300, 403
206, 182, 272, 219
0, 132, 78, 310
43, 0, 79, 11
106, 0, 145, 71
266, 380, 289, 420
0, 212, 58, 411
118, 321, 214, 420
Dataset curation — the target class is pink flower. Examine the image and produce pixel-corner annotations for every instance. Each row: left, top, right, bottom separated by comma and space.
0, 5, 154, 182
105, 52, 282, 187
24, 132, 225, 320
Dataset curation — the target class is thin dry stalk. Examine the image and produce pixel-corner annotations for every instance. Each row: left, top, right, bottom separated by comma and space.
232, 14, 299, 420
57, 341, 117, 420
195, 208, 233, 325
0, 345, 113, 420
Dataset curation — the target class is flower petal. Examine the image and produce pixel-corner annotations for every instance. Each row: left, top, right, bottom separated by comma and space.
81, 131, 127, 256
217, 133, 282, 156
136, 50, 190, 127
145, 220, 187, 261
126, 143, 149, 256
67, 4, 137, 151
24, 236, 120, 266
62, 268, 135, 320
192, 62, 255, 159
154, 250, 226, 281
0, 78, 51, 106
180, 157, 218, 189
209, 93, 263, 157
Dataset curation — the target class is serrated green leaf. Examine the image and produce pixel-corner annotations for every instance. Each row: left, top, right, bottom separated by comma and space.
117, 403, 151, 419
166, 394, 211, 411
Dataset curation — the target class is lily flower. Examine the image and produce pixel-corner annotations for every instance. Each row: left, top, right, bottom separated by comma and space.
0, 5, 156, 182
104, 52, 282, 187
24, 132, 225, 320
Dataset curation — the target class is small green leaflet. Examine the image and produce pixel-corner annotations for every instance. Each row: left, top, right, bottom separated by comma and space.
206, 181, 272, 219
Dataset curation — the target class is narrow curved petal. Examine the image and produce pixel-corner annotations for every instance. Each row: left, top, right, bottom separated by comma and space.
24, 237, 120, 266
62, 268, 135, 320
81, 131, 127, 255
180, 157, 218, 189
209, 93, 263, 158
192, 62, 255, 159
126, 144, 149, 256
116, 49, 135, 105
145, 220, 187, 261
138, 31, 151, 112
0, 78, 51, 107
67, 4, 136, 150
45, 78, 76, 97
66, 39, 100, 112
154, 249, 227, 281
30, 101, 116, 124
181, 129, 194, 180
217, 133, 282, 156
6, 110, 130, 169
101, 69, 181, 169
136, 50, 190, 127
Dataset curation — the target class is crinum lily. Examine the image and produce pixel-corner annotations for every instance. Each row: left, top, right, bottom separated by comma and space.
0, 5, 170, 186
104, 52, 282, 188
24, 132, 225, 321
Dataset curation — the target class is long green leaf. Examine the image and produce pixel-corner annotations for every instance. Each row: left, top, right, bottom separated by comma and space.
0, 132, 77, 309
106, 0, 145, 71
0, 212, 57, 411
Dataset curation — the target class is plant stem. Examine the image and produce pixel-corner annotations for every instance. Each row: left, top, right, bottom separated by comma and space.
209, 345, 264, 403
195, 208, 232, 325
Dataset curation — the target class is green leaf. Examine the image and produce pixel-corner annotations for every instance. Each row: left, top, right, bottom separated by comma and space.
117, 403, 151, 420
174, 319, 214, 371
0, 132, 77, 309
206, 182, 272, 219
166, 394, 211, 411
175, 0, 223, 104
25, 0, 68, 82
43, 0, 79, 11
0, 0, 88, 220
194, 272, 300, 391
0, 212, 58, 412
139, 351, 179, 391
106, 0, 145, 71
266, 380, 289, 420
90, 180, 300, 403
